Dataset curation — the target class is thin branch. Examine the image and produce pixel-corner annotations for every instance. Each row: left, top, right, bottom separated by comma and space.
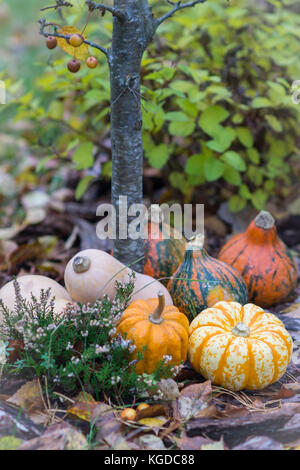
85, 0, 127, 21
156, 0, 207, 26
40, 0, 73, 11
39, 19, 109, 58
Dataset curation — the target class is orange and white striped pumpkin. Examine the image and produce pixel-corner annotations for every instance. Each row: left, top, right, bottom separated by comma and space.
188, 301, 293, 391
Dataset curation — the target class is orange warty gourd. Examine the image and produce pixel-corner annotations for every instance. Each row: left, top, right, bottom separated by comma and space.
218, 211, 298, 307
116, 292, 189, 375
188, 301, 293, 391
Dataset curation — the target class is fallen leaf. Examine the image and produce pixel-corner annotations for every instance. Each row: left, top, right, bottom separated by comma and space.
157, 378, 180, 401
178, 432, 218, 451
219, 403, 249, 418
25, 208, 46, 225
273, 383, 300, 400
0, 401, 42, 441
173, 380, 213, 420
67, 392, 98, 422
202, 439, 226, 450
0, 225, 23, 241
10, 236, 57, 268
180, 380, 212, 401
282, 302, 300, 316
21, 191, 50, 210
0, 240, 18, 270
233, 436, 283, 450
7, 379, 45, 416
19, 423, 88, 450
139, 435, 166, 450
7, 339, 25, 363
92, 408, 124, 446
138, 416, 168, 430
0, 436, 22, 450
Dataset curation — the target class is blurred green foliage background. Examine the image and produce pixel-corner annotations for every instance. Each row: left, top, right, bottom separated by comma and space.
0, 0, 300, 214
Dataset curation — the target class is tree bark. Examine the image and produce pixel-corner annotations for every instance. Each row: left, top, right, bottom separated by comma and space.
110, 0, 155, 272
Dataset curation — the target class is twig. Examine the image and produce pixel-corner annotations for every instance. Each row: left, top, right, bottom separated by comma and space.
40, 0, 73, 11
39, 19, 109, 57
85, 0, 127, 21
156, 0, 208, 26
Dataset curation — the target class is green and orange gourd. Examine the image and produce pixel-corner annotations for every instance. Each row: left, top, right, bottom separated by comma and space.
167, 234, 248, 321
218, 211, 298, 307
144, 205, 186, 285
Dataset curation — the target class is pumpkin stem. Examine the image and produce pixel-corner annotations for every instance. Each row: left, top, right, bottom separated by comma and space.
149, 291, 165, 324
187, 233, 204, 250
73, 256, 91, 274
254, 211, 275, 230
232, 322, 250, 338
150, 204, 164, 224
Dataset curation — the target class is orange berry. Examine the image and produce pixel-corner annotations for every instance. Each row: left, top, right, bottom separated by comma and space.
120, 408, 137, 422
69, 34, 84, 47
46, 36, 57, 50
86, 56, 98, 69
67, 59, 81, 73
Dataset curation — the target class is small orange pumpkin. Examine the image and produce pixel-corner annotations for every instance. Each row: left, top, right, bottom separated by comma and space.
188, 301, 293, 391
116, 292, 189, 375
218, 211, 298, 307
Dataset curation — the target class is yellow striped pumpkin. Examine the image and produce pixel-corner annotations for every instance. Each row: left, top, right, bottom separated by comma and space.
188, 301, 293, 391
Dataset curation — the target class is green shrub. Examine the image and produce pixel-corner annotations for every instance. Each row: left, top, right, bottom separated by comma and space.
1, 0, 300, 210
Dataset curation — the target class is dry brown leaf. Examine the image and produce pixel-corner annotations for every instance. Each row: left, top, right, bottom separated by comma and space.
173, 380, 213, 420
273, 383, 300, 400
57, 26, 89, 60
19, 423, 88, 450
219, 403, 249, 418
180, 380, 212, 401
139, 435, 166, 450
159, 418, 182, 439
157, 378, 180, 401
201, 439, 226, 450
0, 240, 18, 270
178, 432, 218, 451
7, 379, 45, 416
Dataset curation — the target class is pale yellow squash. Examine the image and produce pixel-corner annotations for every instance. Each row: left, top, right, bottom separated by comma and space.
0, 275, 73, 325
64, 249, 173, 305
188, 301, 293, 391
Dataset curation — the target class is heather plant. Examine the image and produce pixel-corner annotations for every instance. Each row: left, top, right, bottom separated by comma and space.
0, 277, 179, 402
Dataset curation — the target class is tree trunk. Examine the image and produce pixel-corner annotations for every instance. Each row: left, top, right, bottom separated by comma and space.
110, 0, 154, 272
